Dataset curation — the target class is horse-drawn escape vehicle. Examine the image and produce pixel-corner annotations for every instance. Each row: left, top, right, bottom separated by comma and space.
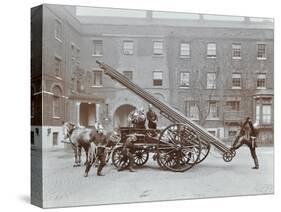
96, 61, 236, 172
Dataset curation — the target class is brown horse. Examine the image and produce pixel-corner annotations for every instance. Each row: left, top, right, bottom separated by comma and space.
62, 122, 93, 167
62, 122, 121, 168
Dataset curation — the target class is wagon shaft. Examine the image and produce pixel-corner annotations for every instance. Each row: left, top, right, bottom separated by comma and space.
97, 61, 233, 160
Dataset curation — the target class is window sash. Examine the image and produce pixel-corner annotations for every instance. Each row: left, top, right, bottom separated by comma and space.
54, 58, 61, 76
225, 101, 240, 111
232, 44, 241, 58
209, 102, 218, 118
262, 105, 271, 124
93, 40, 103, 56
257, 44, 266, 58
55, 20, 62, 41
123, 41, 134, 55
207, 73, 216, 89
53, 96, 60, 117
180, 72, 190, 87
153, 41, 164, 55
207, 43, 216, 57
123, 71, 133, 80
93, 71, 103, 86
232, 73, 241, 88
180, 43, 190, 56
257, 74, 266, 88
186, 102, 199, 119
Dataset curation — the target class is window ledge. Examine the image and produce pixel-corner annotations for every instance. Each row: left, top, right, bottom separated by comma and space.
55, 37, 63, 44
91, 85, 103, 88
256, 87, 266, 90
179, 86, 190, 89
206, 117, 220, 121
52, 116, 61, 119
152, 55, 164, 58
92, 54, 103, 57
55, 76, 62, 80
232, 57, 242, 60
257, 57, 267, 60
207, 56, 216, 59
179, 56, 191, 59
232, 87, 241, 89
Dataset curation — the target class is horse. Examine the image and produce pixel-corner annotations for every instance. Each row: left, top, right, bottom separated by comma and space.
62, 122, 121, 168
62, 122, 94, 167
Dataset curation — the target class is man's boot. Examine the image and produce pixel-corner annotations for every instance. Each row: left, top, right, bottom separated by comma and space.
97, 165, 104, 176
252, 158, 259, 169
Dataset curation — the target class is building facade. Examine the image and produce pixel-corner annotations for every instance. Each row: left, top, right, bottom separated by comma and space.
31, 5, 274, 149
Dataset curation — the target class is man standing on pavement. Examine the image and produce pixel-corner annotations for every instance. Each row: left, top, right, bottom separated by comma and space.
118, 134, 137, 172
231, 117, 259, 169
146, 104, 158, 129
84, 126, 108, 177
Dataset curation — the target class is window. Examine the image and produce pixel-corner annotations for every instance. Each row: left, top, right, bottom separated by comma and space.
54, 57, 62, 77
123, 41, 134, 55
256, 104, 272, 125
232, 73, 241, 89
180, 72, 190, 88
228, 130, 237, 137
207, 43, 216, 58
225, 101, 240, 111
180, 43, 190, 57
76, 48, 80, 62
153, 71, 163, 86
207, 73, 216, 89
52, 86, 62, 118
31, 131, 35, 145
186, 101, 199, 119
257, 43, 266, 59
208, 102, 218, 118
232, 43, 241, 59
262, 105, 271, 124
55, 20, 62, 41
71, 44, 75, 58
53, 132, 58, 146
153, 41, 164, 55
92, 71, 103, 86
208, 130, 216, 136
123, 71, 133, 81
257, 74, 266, 89
92, 40, 103, 56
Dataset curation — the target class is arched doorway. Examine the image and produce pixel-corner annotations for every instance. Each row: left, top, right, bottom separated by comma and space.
113, 104, 136, 128
79, 103, 96, 127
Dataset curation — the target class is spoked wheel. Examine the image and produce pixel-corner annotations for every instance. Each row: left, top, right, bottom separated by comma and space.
112, 146, 129, 169
223, 151, 234, 162
157, 123, 201, 172
196, 143, 211, 164
133, 149, 149, 166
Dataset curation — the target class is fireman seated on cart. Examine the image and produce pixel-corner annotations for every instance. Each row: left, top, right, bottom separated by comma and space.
117, 134, 139, 172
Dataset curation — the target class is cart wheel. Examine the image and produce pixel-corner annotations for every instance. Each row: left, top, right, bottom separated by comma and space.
230, 149, 236, 157
157, 123, 201, 172
223, 152, 234, 162
133, 149, 149, 166
196, 143, 211, 164
112, 146, 129, 169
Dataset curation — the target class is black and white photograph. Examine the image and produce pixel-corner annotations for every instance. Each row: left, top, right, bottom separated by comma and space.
30, 3, 275, 208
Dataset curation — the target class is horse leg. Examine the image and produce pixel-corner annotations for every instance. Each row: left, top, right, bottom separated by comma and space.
84, 148, 89, 166
72, 145, 79, 167
84, 152, 95, 177
77, 146, 82, 166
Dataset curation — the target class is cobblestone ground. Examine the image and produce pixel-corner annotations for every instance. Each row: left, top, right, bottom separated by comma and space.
33, 146, 273, 208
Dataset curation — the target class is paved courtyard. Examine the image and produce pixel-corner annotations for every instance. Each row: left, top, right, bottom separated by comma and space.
33, 146, 273, 208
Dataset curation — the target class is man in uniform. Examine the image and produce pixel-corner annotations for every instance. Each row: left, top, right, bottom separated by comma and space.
118, 134, 137, 172
146, 104, 158, 129
84, 126, 108, 177
231, 117, 259, 169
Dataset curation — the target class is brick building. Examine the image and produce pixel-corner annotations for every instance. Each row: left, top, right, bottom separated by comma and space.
31, 5, 274, 149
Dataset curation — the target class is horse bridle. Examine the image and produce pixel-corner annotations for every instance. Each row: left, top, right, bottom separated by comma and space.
65, 126, 76, 146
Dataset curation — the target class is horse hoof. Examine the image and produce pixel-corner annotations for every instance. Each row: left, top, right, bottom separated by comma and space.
73, 163, 81, 167
84, 162, 88, 166
84, 173, 88, 177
